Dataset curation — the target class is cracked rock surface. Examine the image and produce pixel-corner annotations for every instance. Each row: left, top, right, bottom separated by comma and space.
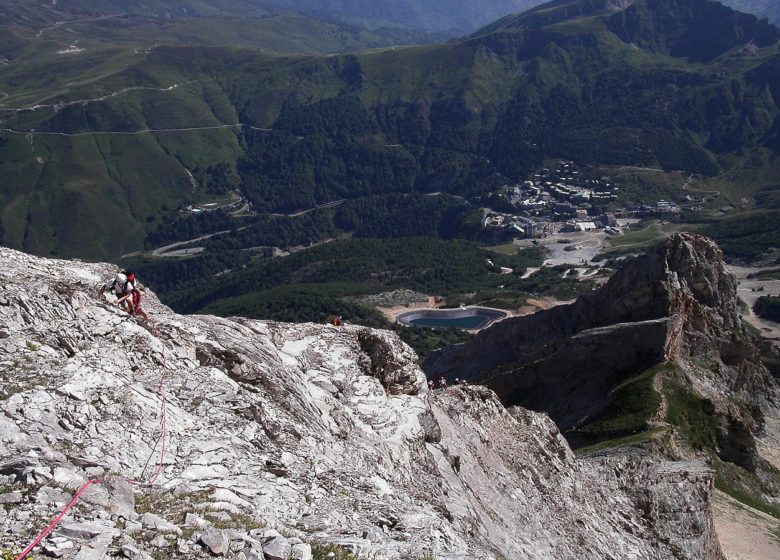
0, 247, 722, 559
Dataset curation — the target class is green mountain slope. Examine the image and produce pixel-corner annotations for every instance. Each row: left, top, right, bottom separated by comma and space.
258, 0, 546, 33
0, 0, 434, 59
1, 0, 780, 258
47, 0, 548, 34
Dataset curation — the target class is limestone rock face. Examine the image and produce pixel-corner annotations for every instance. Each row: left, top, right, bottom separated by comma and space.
425, 233, 775, 431
0, 247, 723, 559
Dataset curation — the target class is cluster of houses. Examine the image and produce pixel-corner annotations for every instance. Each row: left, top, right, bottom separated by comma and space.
520, 162, 619, 208
627, 200, 681, 216
484, 162, 622, 237
482, 208, 619, 237
182, 193, 249, 216
57, 45, 84, 55
482, 161, 686, 239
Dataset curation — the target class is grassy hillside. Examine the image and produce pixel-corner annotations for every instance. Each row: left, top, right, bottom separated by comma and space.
258, 0, 546, 33
571, 361, 780, 519
49, 0, 546, 33
1, 0, 780, 258
0, 0, 433, 59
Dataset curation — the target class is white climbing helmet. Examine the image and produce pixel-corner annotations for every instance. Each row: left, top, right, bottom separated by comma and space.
114, 272, 127, 293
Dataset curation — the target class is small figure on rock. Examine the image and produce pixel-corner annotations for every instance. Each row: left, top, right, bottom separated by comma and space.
99, 270, 130, 308
438, 375, 447, 389
331, 315, 343, 326
100, 270, 149, 323
428, 379, 435, 391
115, 271, 150, 323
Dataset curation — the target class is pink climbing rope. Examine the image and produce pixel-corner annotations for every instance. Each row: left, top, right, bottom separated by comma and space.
14, 316, 169, 559
14, 479, 103, 560
146, 323, 167, 486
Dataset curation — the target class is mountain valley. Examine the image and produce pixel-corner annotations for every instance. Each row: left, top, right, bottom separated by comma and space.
1, 2, 780, 557
0, 0, 779, 262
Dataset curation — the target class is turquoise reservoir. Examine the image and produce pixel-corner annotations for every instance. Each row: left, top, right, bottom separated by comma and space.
396, 307, 506, 330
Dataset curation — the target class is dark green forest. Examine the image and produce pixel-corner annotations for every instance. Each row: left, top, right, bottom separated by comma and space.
753, 295, 780, 322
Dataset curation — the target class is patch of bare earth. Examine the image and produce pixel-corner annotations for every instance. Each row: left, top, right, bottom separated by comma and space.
728, 264, 780, 346
713, 490, 780, 560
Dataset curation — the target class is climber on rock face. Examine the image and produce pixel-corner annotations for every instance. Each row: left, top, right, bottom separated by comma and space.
114, 271, 150, 323
98, 270, 130, 308
99, 270, 149, 322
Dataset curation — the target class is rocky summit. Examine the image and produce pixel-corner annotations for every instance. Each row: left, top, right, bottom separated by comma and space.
0, 246, 724, 559
426, 233, 778, 444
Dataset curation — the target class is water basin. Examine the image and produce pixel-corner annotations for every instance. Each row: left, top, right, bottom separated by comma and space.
396, 307, 506, 330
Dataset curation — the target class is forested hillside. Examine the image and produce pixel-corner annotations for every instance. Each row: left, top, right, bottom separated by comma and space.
1, 0, 779, 259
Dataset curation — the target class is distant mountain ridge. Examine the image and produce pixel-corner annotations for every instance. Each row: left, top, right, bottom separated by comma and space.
49, 0, 549, 35
0, 0, 439, 54
2, 0, 780, 258
258, 0, 547, 33
606, 0, 779, 61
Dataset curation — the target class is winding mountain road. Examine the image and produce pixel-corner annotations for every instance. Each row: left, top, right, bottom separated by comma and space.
0, 123, 273, 137
270, 199, 346, 218
0, 83, 189, 114
120, 227, 247, 259
36, 15, 122, 37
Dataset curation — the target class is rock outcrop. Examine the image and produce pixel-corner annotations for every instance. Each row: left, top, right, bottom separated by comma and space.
0, 247, 724, 559
425, 233, 776, 426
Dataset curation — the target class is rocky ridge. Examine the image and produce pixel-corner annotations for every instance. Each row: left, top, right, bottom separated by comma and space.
0, 247, 724, 559
425, 233, 777, 442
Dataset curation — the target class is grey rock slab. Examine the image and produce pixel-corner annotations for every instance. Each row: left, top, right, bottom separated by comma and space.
51, 466, 85, 489
34, 486, 70, 507
106, 476, 135, 518
212, 487, 252, 508
0, 491, 23, 504
291, 542, 313, 560
121, 544, 154, 560
262, 534, 292, 560
0, 247, 733, 560
41, 537, 74, 558
177, 538, 193, 554
199, 527, 230, 556
205, 510, 232, 522
56, 521, 120, 541
185, 512, 209, 528
74, 541, 109, 560
149, 534, 169, 547
141, 512, 182, 534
